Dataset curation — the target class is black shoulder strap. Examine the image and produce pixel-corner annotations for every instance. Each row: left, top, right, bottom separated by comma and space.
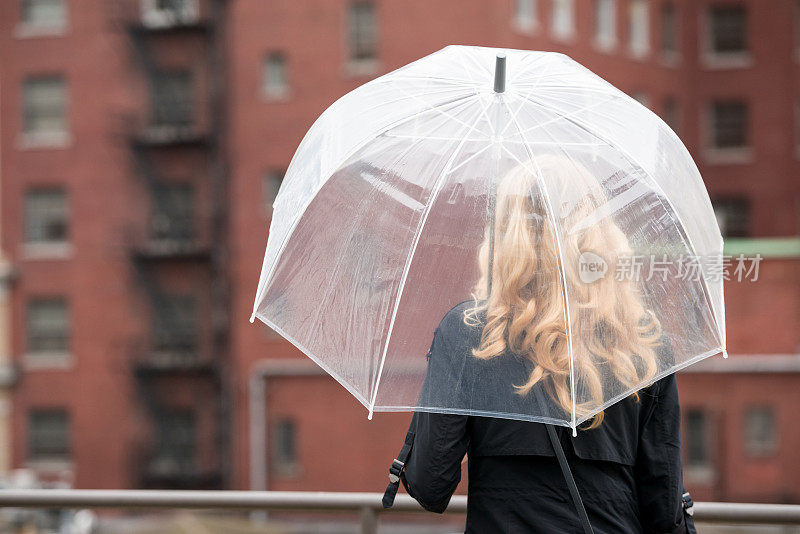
382, 427, 415, 508
545, 423, 594, 534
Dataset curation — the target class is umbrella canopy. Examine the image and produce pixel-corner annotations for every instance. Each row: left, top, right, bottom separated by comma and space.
250, 45, 726, 434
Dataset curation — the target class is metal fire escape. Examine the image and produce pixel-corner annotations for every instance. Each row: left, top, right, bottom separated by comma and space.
117, 0, 229, 490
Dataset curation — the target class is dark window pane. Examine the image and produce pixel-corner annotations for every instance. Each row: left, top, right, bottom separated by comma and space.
23, 76, 66, 135
663, 97, 679, 133
150, 183, 194, 242
711, 101, 748, 148
27, 298, 69, 353
152, 294, 197, 353
154, 409, 196, 472
710, 5, 747, 54
272, 419, 298, 475
22, 0, 65, 27
262, 170, 284, 214
744, 406, 777, 457
685, 409, 708, 467
712, 197, 749, 237
263, 52, 288, 98
661, 2, 677, 54
348, 2, 377, 61
29, 409, 70, 461
25, 188, 68, 244
150, 70, 192, 128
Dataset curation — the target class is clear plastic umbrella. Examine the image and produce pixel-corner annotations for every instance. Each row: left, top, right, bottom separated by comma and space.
250, 45, 726, 435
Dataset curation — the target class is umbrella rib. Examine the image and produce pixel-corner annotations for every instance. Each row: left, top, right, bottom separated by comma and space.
514, 92, 725, 346
499, 56, 558, 139
507, 94, 620, 139
392, 83, 491, 139
367, 104, 486, 416
499, 102, 579, 435
250, 92, 481, 322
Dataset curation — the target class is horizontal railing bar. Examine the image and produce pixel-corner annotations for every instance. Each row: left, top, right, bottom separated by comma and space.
0, 490, 797, 524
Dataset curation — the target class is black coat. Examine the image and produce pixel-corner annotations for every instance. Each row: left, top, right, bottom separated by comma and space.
398, 301, 697, 534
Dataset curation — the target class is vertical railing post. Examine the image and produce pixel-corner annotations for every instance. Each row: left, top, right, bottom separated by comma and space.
360, 506, 379, 534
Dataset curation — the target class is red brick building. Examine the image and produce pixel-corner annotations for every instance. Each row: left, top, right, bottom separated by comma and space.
1, 0, 799, 504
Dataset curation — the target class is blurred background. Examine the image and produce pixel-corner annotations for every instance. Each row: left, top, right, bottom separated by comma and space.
0, 0, 798, 532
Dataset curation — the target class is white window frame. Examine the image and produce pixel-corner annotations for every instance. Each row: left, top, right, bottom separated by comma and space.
345, 1, 379, 77
512, 0, 538, 34
628, 0, 650, 59
262, 52, 289, 101
19, 75, 70, 150
16, 0, 68, 38
140, 0, 199, 29
550, 0, 576, 42
703, 100, 753, 165
594, 0, 617, 51
701, 3, 752, 69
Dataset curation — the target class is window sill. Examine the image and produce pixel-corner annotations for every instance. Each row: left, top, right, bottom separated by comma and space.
344, 59, 380, 79
22, 242, 73, 261
549, 32, 577, 45
593, 39, 617, 54
262, 88, 291, 102
701, 52, 753, 70
23, 352, 73, 371
659, 51, 681, 68
272, 463, 302, 479
627, 48, 651, 62
14, 23, 68, 39
512, 21, 538, 36
17, 132, 72, 151
26, 458, 74, 475
685, 465, 714, 485
704, 146, 753, 165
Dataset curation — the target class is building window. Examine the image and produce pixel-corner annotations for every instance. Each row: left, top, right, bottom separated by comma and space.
550, 0, 575, 41
347, 2, 377, 63
28, 409, 70, 462
708, 5, 747, 56
20, 0, 67, 30
27, 298, 70, 354
712, 197, 749, 237
661, 2, 677, 57
272, 418, 298, 476
262, 170, 284, 215
710, 101, 748, 149
141, 0, 199, 28
23, 76, 67, 140
262, 52, 289, 100
153, 409, 196, 474
685, 409, 709, 469
744, 406, 777, 457
594, 0, 616, 50
628, 0, 649, 57
513, 0, 538, 33
662, 97, 679, 134
150, 183, 194, 243
152, 294, 197, 355
25, 188, 68, 246
150, 70, 192, 129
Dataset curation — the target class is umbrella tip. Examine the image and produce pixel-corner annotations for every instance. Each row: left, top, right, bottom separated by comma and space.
572, 426, 577, 438
493, 53, 507, 93
249, 312, 256, 324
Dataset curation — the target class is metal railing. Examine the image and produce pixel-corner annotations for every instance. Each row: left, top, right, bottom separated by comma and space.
0, 490, 799, 533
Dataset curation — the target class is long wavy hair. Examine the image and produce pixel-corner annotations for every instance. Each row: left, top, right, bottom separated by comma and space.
463, 154, 662, 429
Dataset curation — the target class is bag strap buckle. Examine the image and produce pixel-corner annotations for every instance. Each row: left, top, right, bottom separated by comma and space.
682, 491, 695, 516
